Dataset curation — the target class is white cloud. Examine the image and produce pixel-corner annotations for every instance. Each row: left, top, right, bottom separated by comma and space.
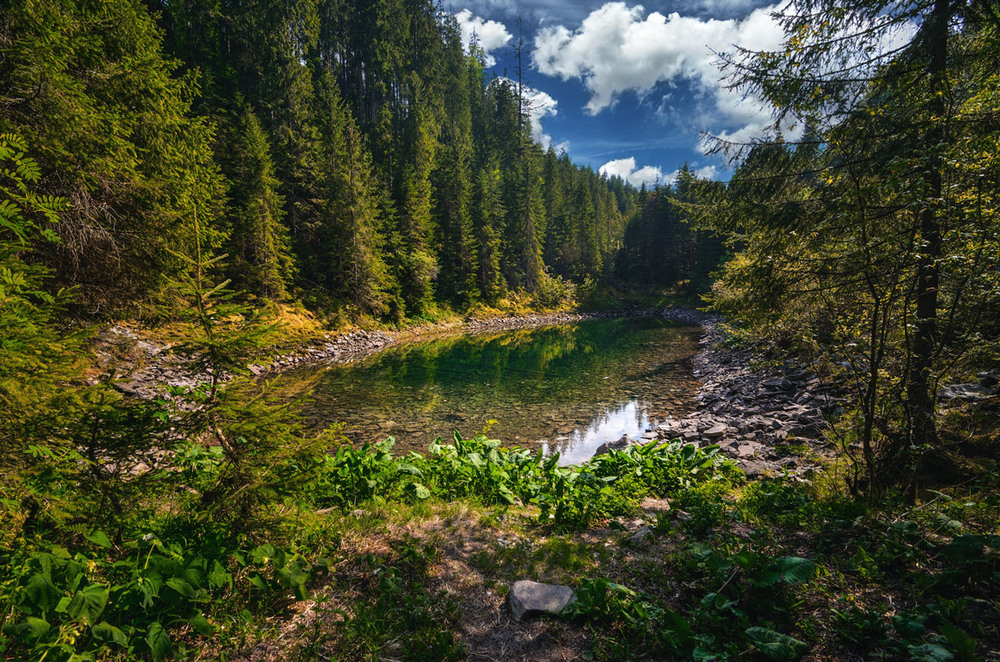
599, 157, 664, 187
600, 158, 721, 187
694, 165, 718, 179
454, 9, 512, 66
533, 2, 785, 143
523, 85, 560, 148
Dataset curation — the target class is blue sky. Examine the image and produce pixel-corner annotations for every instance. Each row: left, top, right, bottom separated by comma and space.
442, 0, 787, 186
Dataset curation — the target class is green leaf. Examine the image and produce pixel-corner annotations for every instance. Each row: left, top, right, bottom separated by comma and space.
908, 643, 956, 662
756, 557, 815, 586
745, 627, 808, 661
84, 530, 113, 548
2, 616, 51, 639
396, 462, 423, 477
146, 622, 173, 661
66, 584, 108, 625
166, 577, 196, 599
92, 621, 128, 646
24, 573, 61, 611
189, 614, 215, 636
940, 623, 979, 661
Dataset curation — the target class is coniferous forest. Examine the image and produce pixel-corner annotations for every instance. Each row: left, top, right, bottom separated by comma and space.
3, 0, 1000, 660
2, 0, 652, 320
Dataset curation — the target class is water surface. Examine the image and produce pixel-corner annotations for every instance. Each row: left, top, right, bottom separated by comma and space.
287, 317, 701, 463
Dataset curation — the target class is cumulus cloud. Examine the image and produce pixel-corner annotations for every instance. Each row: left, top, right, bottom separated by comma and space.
599, 157, 664, 187
694, 165, 718, 179
533, 2, 786, 145
521, 85, 560, 148
454, 9, 512, 66
600, 158, 721, 187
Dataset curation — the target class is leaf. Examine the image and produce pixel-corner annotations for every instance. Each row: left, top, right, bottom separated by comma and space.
166, 577, 196, 599
146, 622, 173, 661
93, 621, 128, 646
940, 623, 979, 661
66, 584, 109, 625
2, 616, 51, 639
85, 530, 113, 548
24, 573, 61, 611
396, 462, 423, 477
745, 627, 808, 661
756, 557, 815, 586
412, 483, 431, 499
189, 614, 215, 636
908, 643, 956, 662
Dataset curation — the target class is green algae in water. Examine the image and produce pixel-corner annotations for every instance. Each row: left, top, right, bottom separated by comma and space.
286, 317, 702, 463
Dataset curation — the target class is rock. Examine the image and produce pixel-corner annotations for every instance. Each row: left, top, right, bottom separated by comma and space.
625, 526, 654, 547
704, 424, 727, 439
787, 425, 820, 439
740, 459, 775, 478
979, 371, 998, 388
762, 377, 793, 390
939, 383, 991, 401
595, 434, 632, 455
507, 580, 576, 621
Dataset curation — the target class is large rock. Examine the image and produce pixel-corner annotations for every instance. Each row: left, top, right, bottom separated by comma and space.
507, 580, 576, 621
704, 424, 728, 439
939, 383, 992, 401
594, 434, 632, 456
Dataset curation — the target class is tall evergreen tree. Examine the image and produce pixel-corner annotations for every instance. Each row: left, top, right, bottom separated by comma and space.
223, 103, 294, 300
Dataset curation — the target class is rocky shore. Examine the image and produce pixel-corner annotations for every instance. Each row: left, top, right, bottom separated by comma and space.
99, 311, 655, 397
652, 312, 842, 477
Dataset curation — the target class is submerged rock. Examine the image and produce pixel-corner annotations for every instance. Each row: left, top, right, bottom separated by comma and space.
507, 580, 576, 621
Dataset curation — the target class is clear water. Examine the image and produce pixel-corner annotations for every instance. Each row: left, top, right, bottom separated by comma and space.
286, 317, 702, 464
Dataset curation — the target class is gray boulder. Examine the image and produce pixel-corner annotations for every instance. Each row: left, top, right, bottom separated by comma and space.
594, 434, 632, 455
507, 580, 576, 621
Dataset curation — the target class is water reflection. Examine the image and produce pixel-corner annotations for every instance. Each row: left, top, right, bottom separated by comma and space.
283, 317, 702, 462
541, 400, 653, 465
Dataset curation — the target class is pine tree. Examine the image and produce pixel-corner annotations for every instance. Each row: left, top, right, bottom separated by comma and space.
2, 0, 225, 308
223, 103, 294, 300
314, 76, 392, 315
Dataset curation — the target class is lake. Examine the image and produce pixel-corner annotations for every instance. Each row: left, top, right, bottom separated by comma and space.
285, 317, 702, 464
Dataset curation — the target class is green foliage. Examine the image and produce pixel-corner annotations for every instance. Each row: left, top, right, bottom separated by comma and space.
2, 0, 226, 308
0, 532, 330, 661
306, 434, 737, 531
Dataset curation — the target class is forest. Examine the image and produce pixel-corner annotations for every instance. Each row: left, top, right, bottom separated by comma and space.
0, 0, 669, 321
2, 0, 999, 660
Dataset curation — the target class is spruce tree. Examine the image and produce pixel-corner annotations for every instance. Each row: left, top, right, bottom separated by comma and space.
223, 103, 294, 300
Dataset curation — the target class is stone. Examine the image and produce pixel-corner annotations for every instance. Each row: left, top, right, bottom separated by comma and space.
787, 425, 820, 439
507, 580, 576, 621
625, 526, 654, 547
595, 435, 632, 455
704, 424, 727, 438
762, 377, 793, 390
939, 383, 991, 401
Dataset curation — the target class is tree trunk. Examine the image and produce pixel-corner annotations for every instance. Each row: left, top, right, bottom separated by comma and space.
906, 0, 948, 466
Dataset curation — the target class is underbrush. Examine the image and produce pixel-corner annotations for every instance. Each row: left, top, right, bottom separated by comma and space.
0, 433, 736, 661
560, 474, 1000, 661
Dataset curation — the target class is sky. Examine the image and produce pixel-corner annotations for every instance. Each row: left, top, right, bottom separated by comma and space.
443, 0, 789, 187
